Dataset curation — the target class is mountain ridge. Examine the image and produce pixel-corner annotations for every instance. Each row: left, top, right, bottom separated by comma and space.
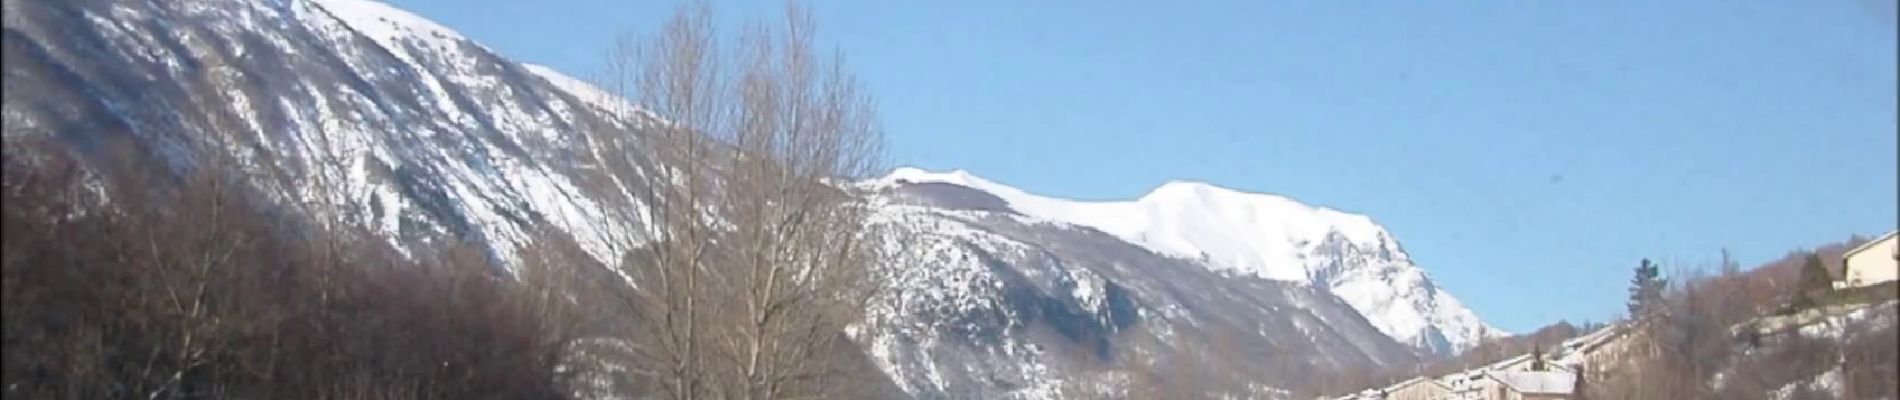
872, 166, 1499, 353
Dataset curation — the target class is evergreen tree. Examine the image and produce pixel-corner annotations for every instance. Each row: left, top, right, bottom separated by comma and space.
1530, 344, 1547, 371
1720, 247, 1741, 275
1794, 252, 1830, 309
1627, 259, 1665, 317
1801, 252, 1832, 292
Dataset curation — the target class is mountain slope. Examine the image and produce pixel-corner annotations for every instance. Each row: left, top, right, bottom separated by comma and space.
875, 167, 1497, 354
4, 0, 657, 266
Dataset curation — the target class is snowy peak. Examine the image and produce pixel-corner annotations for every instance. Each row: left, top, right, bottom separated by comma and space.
1145, 179, 1224, 195
1137, 178, 1389, 251
879, 167, 1012, 197
873, 167, 1498, 354
1143, 179, 1242, 200
312, 0, 473, 50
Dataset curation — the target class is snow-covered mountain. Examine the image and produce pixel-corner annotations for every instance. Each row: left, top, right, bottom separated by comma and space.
5, 0, 1494, 396
856, 183, 1419, 398
5, 0, 658, 267
875, 167, 1498, 354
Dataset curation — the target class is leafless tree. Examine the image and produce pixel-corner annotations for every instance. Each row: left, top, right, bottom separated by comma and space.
587, 2, 887, 399
3, 133, 580, 399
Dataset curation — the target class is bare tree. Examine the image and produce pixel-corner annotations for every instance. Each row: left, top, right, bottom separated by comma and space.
599, 5, 728, 398
590, 2, 886, 400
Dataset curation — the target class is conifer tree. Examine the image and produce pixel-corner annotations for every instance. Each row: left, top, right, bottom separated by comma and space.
1627, 259, 1665, 317
1794, 252, 1831, 309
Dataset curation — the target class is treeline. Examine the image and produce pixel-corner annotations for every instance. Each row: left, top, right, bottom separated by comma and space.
1591, 251, 1898, 399
1, 139, 588, 398
1338, 244, 1897, 400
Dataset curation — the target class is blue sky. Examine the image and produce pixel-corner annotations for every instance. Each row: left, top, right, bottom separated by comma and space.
387, 0, 1898, 332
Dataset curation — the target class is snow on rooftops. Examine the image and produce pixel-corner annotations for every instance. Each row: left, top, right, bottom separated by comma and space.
1487, 370, 1577, 395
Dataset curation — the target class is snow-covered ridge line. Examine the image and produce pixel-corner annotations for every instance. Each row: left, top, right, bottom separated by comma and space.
871, 166, 1500, 354
872, 166, 1389, 282
522, 64, 646, 117
310, 0, 473, 51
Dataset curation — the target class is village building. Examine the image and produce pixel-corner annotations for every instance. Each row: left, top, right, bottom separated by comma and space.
1839, 231, 1898, 288
1340, 324, 1621, 400
1549, 317, 1665, 382
1332, 376, 1457, 400
1384, 377, 1454, 400
1474, 370, 1575, 400
1438, 351, 1579, 399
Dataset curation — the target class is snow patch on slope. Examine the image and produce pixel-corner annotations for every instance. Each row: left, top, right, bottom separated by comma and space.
310, 0, 471, 54
291, 0, 646, 264
523, 63, 645, 117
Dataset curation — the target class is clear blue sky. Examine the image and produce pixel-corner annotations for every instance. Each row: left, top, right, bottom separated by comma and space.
385, 0, 1898, 332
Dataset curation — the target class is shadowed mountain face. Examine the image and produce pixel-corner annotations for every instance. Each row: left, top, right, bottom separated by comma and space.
5, 0, 1456, 398
888, 181, 1016, 212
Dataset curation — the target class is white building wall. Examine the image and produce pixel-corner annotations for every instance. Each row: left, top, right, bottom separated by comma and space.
1844, 234, 1898, 287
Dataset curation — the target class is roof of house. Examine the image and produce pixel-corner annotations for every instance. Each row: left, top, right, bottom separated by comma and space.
1554, 314, 1670, 368
1485, 353, 1534, 370
1560, 322, 1634, 359
1486, 370, 1576, 395
1465, 351, 1574, 374
1387, 376, 1452, 392
1844, 230, 1898, 261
